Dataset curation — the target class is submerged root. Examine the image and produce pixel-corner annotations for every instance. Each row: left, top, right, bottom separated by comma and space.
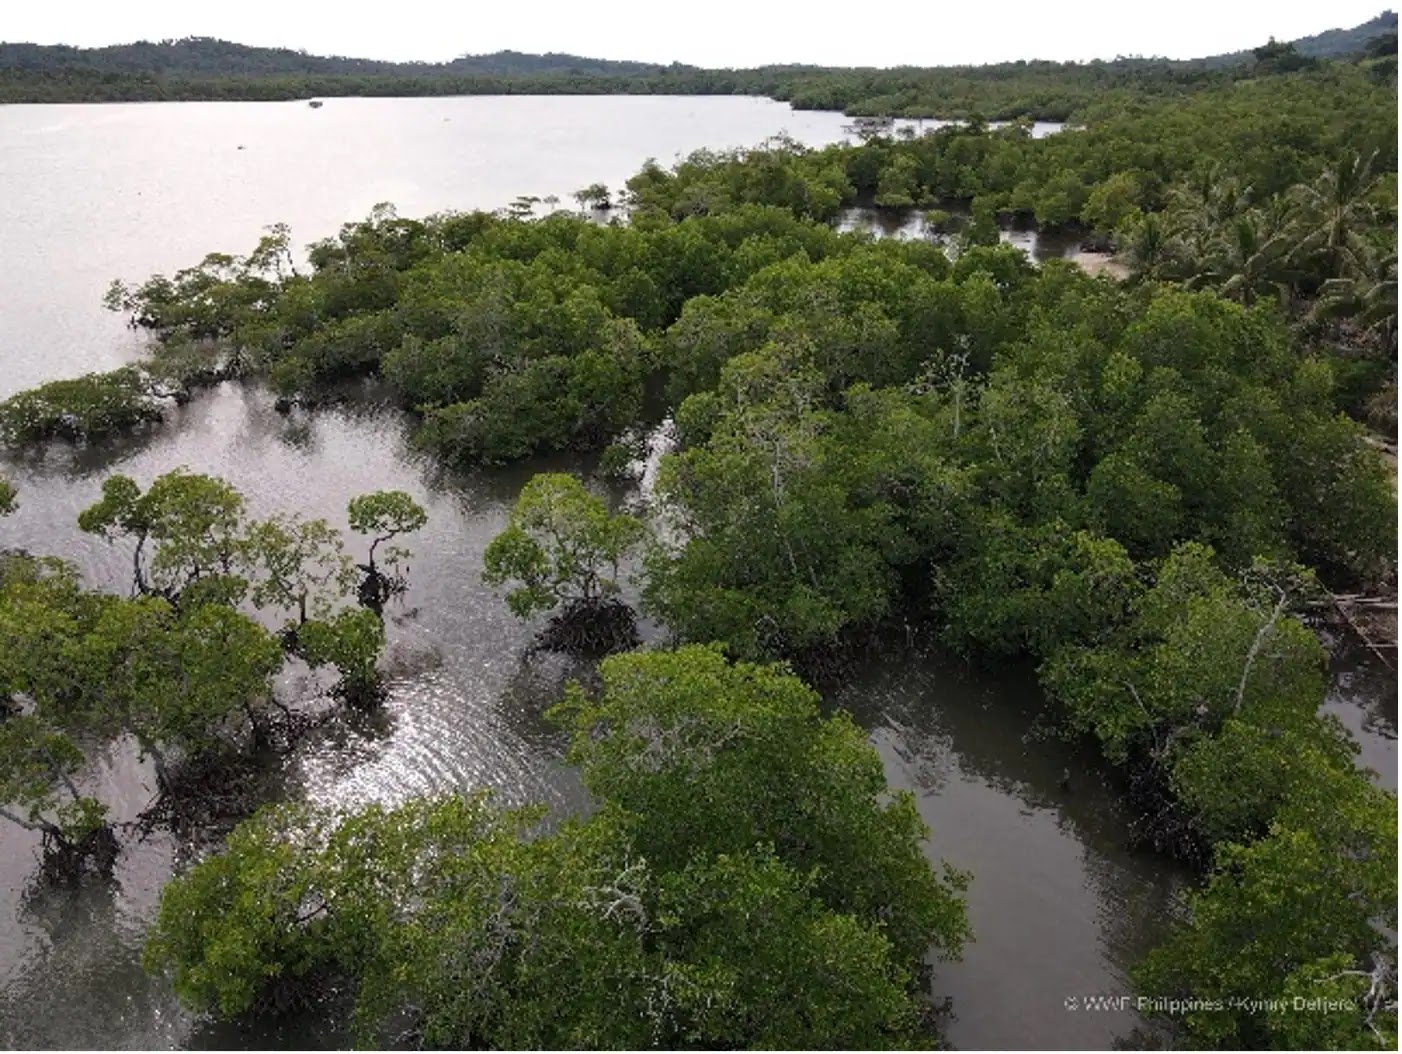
530, 598, 640, 657
265, 704, 339, 750
1119, 756, 1212, 868
335, 676, 389, 710
357, 566, 407, 616
137, 750, 288, 844
250, 969, 345, 1019
37, 823, 121, 885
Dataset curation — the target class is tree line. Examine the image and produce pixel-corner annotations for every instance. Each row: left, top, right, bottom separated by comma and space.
1, 25, 1394, 116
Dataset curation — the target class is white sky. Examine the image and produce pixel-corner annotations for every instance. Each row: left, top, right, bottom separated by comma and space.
3, 1, 1391, 68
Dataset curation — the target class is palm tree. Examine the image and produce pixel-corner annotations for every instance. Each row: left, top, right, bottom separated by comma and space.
1121, 211, 1184, 282
1170, 169, 1252, 228
1313, 239, 1398, 350
1193, 211, 1294, 307
1288, 150, 1380, 291
1166, 172, 1253, 276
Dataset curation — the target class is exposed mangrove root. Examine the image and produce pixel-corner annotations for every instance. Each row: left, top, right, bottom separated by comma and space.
273, 391, 348, 414
263, 704, 340, 752
786, 616, 943, 689
251, 970, 344, 1019
528, 598, 640, 657
1118, 753, 1212, 869
37, 823, 121, 885
1326, 590, 1397, 670
137, 749, 289, 843
357, 565, 407, 616
278, 623, 387, 713
909, 962, 955, 1038
334, 676, 389, 710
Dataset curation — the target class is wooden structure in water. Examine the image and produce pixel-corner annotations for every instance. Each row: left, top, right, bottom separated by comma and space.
1330, 591, 1398, 670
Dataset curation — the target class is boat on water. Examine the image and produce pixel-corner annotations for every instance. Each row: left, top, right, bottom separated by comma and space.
308, 99, 324, 108
844, 115, 894, 137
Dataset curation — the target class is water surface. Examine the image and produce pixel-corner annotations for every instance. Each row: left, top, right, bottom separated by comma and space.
3, 95, 881, 396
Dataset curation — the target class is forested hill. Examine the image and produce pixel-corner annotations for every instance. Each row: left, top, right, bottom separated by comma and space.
1290, 8, 1396, 56
442, 51, 695, 76
0, 38, 692, 78
0, 12, 1396, 110
1194, 9, 1398, 67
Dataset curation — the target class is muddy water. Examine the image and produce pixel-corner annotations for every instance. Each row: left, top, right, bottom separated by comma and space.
0, 386, 590, 1048
831, 650, 1189, 1049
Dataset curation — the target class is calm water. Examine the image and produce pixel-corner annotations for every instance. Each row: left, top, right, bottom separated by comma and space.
0, 95, 1393, 1050
836, 202, 1085, 263
2, 95, 907, 397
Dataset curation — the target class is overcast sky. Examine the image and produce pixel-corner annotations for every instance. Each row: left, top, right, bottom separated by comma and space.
3, 1, 1390, 67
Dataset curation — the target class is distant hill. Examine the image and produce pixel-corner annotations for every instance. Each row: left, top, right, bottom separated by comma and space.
1286, 9, 1396, 57
0, 14, 1394, 111
442, 50, 694, 77
1, 13, 1395, 79
1193, 10, 1397, 67
0, 37, 688, 79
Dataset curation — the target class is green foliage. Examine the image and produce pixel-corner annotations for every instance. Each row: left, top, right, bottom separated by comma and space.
557, 645, 971, 966
78, 468, 247, 603
2, 17, 1396, 115
346, 490, 427, 545
43, 593, 283, 755
1136, 781, 1396, 1048
415, 328, 649, 463
874, 153, 921, 208
0, 477, 15, 516
298, 608, 385, 699
5, 51, 1396, 1037
646, 269, 1393, 667
148, 646, 970, 1047
1034, 168, 1089, 226
942, 520, 1139, 659
1082, 170, 1146, 234
1168, 716, 1358, 846
0, 715, 98, 838
648, 367, 948, 658
1031, 539, 1399, 1046
32, 63, 1386, 477
0, 546, 284, 846
346, 489, 426, 586
1040, 545, 1327, 762
142, 798, 353, 1017
483, 473, 645, 618
243, 514, 356, 626
0, 469, 408, 877
104, 247, 278, 339
76, 465, 405, 633
646, 847, 922, 1047
597, 438, 643, 479
962, 197, 1000, 247
574, 182, 612, 210
1253, 38, 1319, 74
0, 368, 163, 444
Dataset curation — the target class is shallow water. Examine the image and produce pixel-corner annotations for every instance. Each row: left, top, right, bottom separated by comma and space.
831, 650, 1189, 1049
0, 387, 1189, 1050
836, 202, 1085, 263
0, 95, 1393, 1050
